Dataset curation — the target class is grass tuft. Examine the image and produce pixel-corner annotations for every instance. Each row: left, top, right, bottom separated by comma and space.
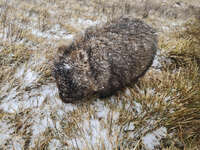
160, 18, 200, 68
157, 17, 200, 148
0, 44, 31, 81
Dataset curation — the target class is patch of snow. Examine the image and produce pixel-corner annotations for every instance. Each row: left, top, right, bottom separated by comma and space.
0, 27, 9, 41
68, 119, 112, 149
32, 115, 54, 135
95, 100, 110, 120
24, 96, 44, 108
77, 18, 100, 27
31, 29, 49, 38
0, 133, 10, 146
0, 119, 14, 146
0, 82, 75, 115
56, 109, 65, 117
0, 33, 4, 42
124, 122, 135, 131
31, 28, 73, 40
0, 82, 12, 96
15, 62, 41, 87
0, 100, 20, 113
162, 26, 170, 31
62, 103, 78, 112
41, 84, 58, 98
125, 88, 131, 96
70, 18, 104, 31
67, 138, 85, 149
139, 88, 156, 95
48, 139, 62, 150
64, 34, 74, 39
164, 96, 171, 102
134, 101, 142, 113
1, 87, 17, 102
48, 24, 73, 39
152, 54, 162, 69
112, 111, 120, 121
86, 119, 101, 144
152, 50, 165, 70
15, 64, 25, 78
65, 99, 122, 149
142, 127, 167, 150
24, 69, 38, 86
13, 138, 23, 150
0, 94, 47, 113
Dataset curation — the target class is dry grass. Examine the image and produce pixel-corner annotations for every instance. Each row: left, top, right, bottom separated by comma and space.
0, 0, 200, 149
0, 44, 31, 82
160, 18, 200, 68
157, 18, 200, 148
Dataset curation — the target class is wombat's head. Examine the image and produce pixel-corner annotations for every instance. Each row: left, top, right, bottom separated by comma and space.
53, 46, 96, 103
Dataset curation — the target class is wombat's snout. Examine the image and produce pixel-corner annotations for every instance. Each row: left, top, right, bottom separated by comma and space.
53, 16, 157, 103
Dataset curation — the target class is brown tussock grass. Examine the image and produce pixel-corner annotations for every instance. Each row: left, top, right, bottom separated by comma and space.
157, 17, 200, 148
0, 0, 200, 149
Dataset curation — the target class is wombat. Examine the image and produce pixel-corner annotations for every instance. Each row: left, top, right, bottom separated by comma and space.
53, 16, 157, 103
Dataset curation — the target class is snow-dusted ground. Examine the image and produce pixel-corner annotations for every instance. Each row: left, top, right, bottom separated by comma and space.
0, 48, 167, 149
0, 0, 199, 149
143, 127, 167, 150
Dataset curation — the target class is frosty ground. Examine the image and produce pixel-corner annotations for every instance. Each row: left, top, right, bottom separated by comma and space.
0, 0, 200, 149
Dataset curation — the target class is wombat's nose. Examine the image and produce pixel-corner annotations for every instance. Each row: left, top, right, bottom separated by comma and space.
53, 62, 70, 76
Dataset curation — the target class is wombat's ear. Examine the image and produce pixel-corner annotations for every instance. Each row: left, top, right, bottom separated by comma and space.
84, 26, 97, 39
57, 39, 74, 56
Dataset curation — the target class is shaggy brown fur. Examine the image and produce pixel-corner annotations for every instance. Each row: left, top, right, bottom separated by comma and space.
53, 16, 157, 103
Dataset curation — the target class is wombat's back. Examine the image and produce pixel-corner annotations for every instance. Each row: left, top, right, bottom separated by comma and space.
53, 16, 157, 103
